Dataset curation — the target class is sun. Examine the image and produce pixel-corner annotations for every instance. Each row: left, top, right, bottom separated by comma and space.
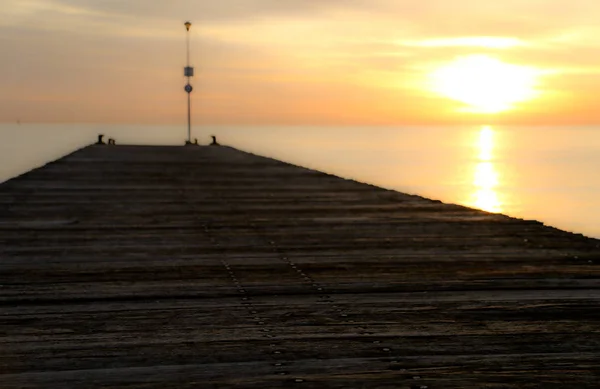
429, 54, 540, 113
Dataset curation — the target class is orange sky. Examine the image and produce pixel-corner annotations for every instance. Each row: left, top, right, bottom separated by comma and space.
1, 0, 600, 125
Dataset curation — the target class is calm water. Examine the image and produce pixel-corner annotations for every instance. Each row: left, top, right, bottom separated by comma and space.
1, 123, 599, 238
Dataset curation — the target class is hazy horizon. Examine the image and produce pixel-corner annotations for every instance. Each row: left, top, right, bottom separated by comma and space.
2, 123, 600, 239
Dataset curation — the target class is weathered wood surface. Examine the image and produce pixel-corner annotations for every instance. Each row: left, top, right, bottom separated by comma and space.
1, 144, 599, 388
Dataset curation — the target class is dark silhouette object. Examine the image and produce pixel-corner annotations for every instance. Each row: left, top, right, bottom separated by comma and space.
194, 138, 198, 145
210, 135, 219, 146
96, 134, 105, 145
108, 138, 116, 145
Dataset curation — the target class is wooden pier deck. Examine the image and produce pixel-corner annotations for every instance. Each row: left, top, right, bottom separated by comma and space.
1, 144, 599, 388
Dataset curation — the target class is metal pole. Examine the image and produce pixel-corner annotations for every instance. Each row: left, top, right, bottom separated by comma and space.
186, 28, 190, 68
184, 21, 193, 144
186, 25, 191, 143
187, 92, 191, 143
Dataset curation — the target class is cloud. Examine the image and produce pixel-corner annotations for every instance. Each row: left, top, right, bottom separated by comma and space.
8, 0, 373, 25
401, 37, 525, 49
3, 0, 600, 124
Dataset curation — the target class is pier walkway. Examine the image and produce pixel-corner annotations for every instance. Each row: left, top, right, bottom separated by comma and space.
1, 144, 599, 388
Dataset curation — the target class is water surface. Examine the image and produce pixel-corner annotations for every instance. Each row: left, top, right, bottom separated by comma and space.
1, 123, 599, 238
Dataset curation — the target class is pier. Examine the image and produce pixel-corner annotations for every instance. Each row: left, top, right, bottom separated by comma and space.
1, 144, 599, 388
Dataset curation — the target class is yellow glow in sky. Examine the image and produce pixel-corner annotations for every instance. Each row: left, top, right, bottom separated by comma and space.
429, 55, 541, 114
2, 1, 600, 124
405, 36, 524, 49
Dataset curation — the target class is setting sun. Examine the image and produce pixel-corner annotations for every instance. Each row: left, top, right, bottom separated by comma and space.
429, 55, 541, 114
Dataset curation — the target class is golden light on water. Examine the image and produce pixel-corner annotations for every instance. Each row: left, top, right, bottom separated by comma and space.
478, 125, 494, 161
429, 54, 540, 113
471, 126, 502, 213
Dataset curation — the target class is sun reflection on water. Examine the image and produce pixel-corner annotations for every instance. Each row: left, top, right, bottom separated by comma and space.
471, 126, 502, 213
478, 125, 494, 161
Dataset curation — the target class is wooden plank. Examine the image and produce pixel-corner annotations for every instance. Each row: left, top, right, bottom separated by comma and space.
1, 144, 599, 388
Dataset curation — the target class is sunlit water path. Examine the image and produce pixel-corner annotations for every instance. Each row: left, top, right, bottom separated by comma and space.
1, 124, 599, 238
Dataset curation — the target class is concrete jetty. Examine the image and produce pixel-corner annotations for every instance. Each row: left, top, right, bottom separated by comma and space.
1, 144, 599, 388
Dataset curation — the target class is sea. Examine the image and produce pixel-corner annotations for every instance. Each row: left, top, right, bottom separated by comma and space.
1, 123, 599, 239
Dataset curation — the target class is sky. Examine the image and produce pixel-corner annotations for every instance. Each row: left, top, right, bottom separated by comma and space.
1, 0, 600, 125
